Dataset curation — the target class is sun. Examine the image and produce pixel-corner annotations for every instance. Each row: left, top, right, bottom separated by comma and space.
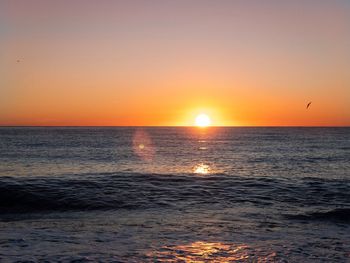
195, 114, 211, 127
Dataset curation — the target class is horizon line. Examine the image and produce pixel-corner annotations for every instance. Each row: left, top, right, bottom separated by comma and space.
0, 125, 349, 128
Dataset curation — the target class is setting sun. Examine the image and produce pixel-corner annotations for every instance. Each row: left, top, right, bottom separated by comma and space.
195, 114, 211, 127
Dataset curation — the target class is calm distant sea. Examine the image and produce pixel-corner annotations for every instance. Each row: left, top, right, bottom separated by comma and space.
0, 127, 349, 262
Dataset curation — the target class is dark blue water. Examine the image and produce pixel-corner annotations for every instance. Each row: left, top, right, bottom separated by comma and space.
0, 127, 349, 262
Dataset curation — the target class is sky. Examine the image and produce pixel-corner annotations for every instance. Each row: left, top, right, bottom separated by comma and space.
1, 0, 350, 126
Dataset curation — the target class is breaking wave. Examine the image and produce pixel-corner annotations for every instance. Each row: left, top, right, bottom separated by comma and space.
0, 173, 349, 217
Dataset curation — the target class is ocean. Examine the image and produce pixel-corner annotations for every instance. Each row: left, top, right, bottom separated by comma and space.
0, 127, 349, 262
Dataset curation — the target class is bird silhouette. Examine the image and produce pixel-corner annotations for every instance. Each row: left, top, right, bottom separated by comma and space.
306, 102, 312, 109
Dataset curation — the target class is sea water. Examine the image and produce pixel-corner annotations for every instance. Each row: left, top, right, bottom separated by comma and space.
0, 127, 349, 262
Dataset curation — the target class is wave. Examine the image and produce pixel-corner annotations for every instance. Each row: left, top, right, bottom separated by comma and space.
0, 175, 142, 213
0, 173, 349, 217
286, 208, 350, 223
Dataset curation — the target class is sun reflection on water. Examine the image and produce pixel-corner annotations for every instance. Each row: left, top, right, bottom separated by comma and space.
147, 241, 277, 262
193, 163, 211, 174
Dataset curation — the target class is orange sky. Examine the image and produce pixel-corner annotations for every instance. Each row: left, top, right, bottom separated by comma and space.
1, 0, 350, 126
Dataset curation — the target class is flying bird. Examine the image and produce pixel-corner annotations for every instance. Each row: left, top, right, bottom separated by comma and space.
306, 102, 312, 109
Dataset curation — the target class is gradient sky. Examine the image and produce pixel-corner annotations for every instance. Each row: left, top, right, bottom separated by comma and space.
1, 0, 349, 126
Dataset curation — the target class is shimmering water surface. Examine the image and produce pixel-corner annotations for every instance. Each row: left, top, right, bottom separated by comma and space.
0, 127, 349, 262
